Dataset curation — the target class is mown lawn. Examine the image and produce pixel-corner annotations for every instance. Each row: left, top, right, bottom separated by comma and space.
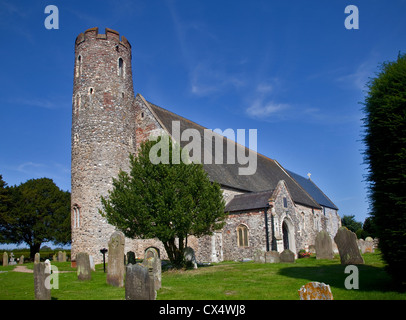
0, 252, 405, 300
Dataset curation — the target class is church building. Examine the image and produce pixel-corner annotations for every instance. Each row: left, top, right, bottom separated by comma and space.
71, 28, 341, 264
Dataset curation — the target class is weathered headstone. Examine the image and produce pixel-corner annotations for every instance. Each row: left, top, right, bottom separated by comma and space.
9, 252, 16, 265
143, 247, 162, 290
334, 227, 364, 265
364, 237, 374, 253
89, 255, 95, 271
2, 252, 8, 266
58, 251, 63, 262
34, 252, 40, 264
19, 255, 24, 264
253, 250, 266, 263
107, 231, 125, 287
265, 251, 280, 263
315, 230, 334, 259
298, 282, 334, 300
184, 247, 198, 269
34, 261, 51, 300
125, 263, 155, 300
279, 249, 295, 263
127, 251, 136, 265
76, 252, 92, 281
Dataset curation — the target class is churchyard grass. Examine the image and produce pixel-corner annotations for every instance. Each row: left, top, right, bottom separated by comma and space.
0, 251, 405, 300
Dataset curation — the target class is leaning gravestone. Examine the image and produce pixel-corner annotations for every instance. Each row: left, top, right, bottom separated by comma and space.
334, 227, 364, 265
280, 249, 295, 263
125, 263, 155, 300
2, 252, 8, 266
76, 252, 92, 281
143, 247, 162, 290
298, 282, 334, 300
315, 230, 334, 260
34, 261, 51, 300
107, 231, 125, 287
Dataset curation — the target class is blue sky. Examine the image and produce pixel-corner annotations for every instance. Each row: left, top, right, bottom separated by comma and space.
0, 0, 405, 230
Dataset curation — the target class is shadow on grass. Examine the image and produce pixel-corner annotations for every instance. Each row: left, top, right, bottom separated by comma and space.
277, 261, 402, 295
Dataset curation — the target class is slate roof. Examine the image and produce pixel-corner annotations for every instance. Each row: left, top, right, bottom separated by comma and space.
286, 170, 338, 210
145, 98, 322, 209
224, 190, 274, 212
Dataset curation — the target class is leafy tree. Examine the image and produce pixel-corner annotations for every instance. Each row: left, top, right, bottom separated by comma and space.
341, 215, 363, 234
100, 136, 227, 268
362, 53, 406, 285
0, 175, 11, 217
362, 217, 377, 238
0, 177, 71, 259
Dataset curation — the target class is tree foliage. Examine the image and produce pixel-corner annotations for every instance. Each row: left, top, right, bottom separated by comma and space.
362, 53, 406, 285
341, 215, 363, 234
0, 177, 71, 258
100, 137, 227, 268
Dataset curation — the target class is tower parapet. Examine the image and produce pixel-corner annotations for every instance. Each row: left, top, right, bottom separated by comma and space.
71, 27, 136, 263
75, 27, 131, 49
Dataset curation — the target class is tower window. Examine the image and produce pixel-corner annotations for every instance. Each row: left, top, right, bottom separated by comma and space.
237, 224, 249, 247
118, 58, 124, 77
76, 55, 82, 78
89, 87, 94, 95
73, 205, 80, 228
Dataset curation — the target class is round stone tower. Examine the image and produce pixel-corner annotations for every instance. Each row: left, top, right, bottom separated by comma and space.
71, 27, 136, 263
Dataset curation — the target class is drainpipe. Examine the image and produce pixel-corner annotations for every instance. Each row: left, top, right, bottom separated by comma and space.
264, 205, 270, 252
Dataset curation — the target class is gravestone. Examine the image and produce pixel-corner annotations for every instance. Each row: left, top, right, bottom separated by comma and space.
9, 253, 17, 265
253, 250, 266, 263
34, 253, 40, 264
315, 230, 334, 259
107, 231, 125, 287
334, 227, 364, 265
125, 263, 155, 300
44, 259, 51, 272
76, 252, 92, 281
89, 255, 95, 271
19, 255, 24, 264
265, 251, 280, 263
127, 251, 136, 265
2, 252, 8, 266
279, 249, 295, 263
184, 247, 198, 269
34, 261, 51, 300
58, 251, 63, 262
143, 247, 162, 290
364, 237, 374, 253
298, 282, 334, 300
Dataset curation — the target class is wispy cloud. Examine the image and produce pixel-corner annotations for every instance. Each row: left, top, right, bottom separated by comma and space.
336, 54, 380, 92
7, 96, 69, 110
190, 61, 245, 96
246, 99, 290, 118
166, 0, 245, 97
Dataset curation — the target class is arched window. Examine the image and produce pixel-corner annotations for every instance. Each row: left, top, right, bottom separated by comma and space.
73, 204, 80, 228
76, 55, 82, 78
118, 58, 123, 77
237, 224, 249, 247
